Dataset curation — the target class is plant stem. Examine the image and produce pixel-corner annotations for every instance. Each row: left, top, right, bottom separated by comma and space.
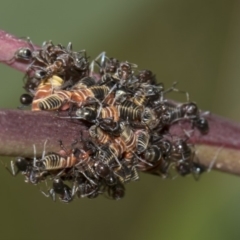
0, 109, 89, 157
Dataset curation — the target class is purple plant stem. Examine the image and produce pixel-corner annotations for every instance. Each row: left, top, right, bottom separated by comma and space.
169, 115, 240, 176
0, 30, 239, 176
0, 109, 89, 157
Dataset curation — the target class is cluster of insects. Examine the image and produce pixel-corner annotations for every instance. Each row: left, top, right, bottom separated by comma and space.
4, 39, 209, 203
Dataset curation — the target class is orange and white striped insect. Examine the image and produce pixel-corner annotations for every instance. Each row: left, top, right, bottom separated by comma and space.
31, 75, 64, 111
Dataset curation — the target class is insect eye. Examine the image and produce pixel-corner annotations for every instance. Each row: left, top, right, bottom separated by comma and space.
15, 157, 29, 171
35, 70, 47, 79
24, 49, 32, 58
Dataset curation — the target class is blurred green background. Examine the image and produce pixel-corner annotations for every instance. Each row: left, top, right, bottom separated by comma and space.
0, 0, 240, 239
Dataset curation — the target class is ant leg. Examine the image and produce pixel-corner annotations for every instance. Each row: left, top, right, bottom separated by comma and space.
71, 182, 78, 198
0, 160, 16, 176
39, 181, 53, 200
98, 52, 107, 67
58, 140, 66, 151
66, 42, 72, 52
164, 82, 190, 102
49, 189, 56, 202
54, 169, 66, 178
10, 160, 16, 176
81, 171, 97, 186
90, 52, 106, 75
207, 146, 223, 173
40, 189, 50, 198
110, 147, 122, 168
22, 36, 35, 50
41, 139, 48, 160
133, 152, 153, 167
33, 144, 37, 167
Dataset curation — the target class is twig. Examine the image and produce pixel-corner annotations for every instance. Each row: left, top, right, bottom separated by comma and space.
0, 109, 89, 157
